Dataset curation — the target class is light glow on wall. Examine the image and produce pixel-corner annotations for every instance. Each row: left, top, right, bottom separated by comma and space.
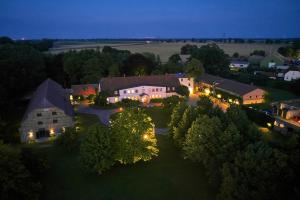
204, 88, 210, 95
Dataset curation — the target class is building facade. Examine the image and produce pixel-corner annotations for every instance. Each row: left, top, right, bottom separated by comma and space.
99, 74, 194, 104
284, 71, 300, 81
198, 74, 265, 105
20, 79, 74, 143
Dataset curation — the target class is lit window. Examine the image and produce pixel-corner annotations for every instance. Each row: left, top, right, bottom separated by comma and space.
172, 87, 175, 91
167, 87, 170, 91
127, 90, 131, 94
131, 90, 134, 93
53, 119, 58, 124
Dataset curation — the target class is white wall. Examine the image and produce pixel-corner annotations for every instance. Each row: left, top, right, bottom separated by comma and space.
229, 63, 249, 69
179, 77, 194, 94
284, 71, 300, 81
107, 85, 177, 103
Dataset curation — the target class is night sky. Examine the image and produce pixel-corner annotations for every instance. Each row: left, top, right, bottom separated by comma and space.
0, 0, 299, 39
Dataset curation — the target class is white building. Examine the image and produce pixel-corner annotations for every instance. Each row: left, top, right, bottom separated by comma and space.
284, 71, 300, 81
229, 60, 249, 70
99, 74, 194, 104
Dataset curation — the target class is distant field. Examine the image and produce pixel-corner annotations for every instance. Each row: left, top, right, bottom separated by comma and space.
49, 41, 283, 62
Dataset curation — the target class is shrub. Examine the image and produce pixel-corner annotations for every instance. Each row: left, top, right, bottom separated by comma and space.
55, 127, 79, 151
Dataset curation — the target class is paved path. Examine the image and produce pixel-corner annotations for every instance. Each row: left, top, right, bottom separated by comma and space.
77, 105, 168, 134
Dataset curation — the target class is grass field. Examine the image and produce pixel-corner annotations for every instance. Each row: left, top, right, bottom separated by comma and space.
143, 107, 171, 128
41, 134, 215, 200
264, 87, 299, 101
49, 41, 283, 62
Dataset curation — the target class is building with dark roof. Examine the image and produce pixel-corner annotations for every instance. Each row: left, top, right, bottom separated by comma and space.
198, 74, 266, 104
99, 74, 194, 103
71, 84, 98, 97
20, 79, 74, 143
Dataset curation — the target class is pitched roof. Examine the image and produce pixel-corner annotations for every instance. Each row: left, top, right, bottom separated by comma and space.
71, 84, 98, 96
198, 74, 264, 96
22, 79, 74, 121
100, 74, 180, 92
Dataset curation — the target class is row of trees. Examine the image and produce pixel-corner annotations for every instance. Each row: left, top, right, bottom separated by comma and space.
278, 40, 300, 58
168, 97, 300, 199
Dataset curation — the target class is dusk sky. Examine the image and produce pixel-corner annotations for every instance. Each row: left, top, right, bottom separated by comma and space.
0, 0, 299, 39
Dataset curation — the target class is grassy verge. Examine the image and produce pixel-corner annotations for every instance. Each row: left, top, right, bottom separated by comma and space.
142, 107, 171, 128
41, 134, 215, 200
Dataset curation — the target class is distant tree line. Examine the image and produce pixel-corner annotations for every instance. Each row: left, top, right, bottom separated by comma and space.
169, 96, 300, 200
278, 40, 300, 58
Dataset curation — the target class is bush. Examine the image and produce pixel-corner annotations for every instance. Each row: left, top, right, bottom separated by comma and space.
55, 127, 79, 151
116, 99, 140, 107
80, 125, 115, 174
176, 85, 190, 97
94, 91, 109, 107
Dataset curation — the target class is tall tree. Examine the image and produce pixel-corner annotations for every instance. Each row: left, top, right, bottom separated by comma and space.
80, 125, 115, 174
111, 109, 158, 164
184, 58, 205, 78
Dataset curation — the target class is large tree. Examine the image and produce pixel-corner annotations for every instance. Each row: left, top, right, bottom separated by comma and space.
111, 109, 158, 164
191, 44, 229, 75
184, 58, 205, 78
168, 102, 188, 137
121, 53, 154, 76
80, 125, 115, 174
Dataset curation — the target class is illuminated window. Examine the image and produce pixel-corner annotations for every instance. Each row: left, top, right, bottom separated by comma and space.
167, 87, 170, 91
127, 90, 131, 94
172, 87, 175, 91
131, 90, 134, 93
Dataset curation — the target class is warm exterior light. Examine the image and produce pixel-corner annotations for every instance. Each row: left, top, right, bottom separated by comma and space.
50, 128, 55, 135
143, 134, 149, 140
204, 88, 210, 95
234, 100, 240, 105
70, 95, 73, 101
217, 94, 222, 98
119, 107, 123, 111
114, 97, 118, 102
189, 88, 193, 94
279, 123, 285, 128
267, 123, 272, 127
228, 98, 233, 103
28, 131, 34, 139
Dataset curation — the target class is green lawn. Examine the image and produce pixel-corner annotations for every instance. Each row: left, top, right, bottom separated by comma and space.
142, 107, 171, 128
75, 113, 102, 134
41, 134, 215, 200
263, 87, 299, 101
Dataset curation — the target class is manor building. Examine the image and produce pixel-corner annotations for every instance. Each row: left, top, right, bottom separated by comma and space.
99, 74, 194, 103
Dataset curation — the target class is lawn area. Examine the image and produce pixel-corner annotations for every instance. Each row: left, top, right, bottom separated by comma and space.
41, 134, 215, 200
76, 113, 102, 134
142, 107, 171, 128
264, 87, 299, 101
